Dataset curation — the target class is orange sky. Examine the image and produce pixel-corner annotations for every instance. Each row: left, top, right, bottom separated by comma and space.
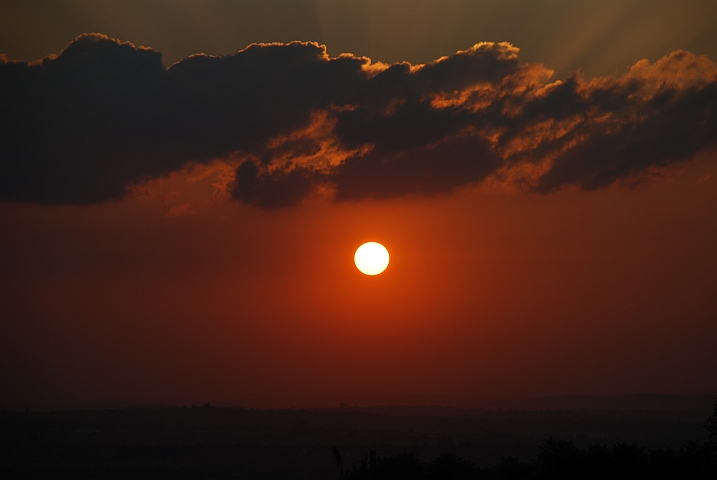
1, 1, 717, 409
2, 154, 716, 408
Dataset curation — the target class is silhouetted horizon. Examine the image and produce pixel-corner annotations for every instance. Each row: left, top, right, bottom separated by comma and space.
3, 398, 715, 478
5, 393, 715, 414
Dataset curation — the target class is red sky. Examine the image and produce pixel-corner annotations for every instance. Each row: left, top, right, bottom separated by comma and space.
1, 0, 716, 409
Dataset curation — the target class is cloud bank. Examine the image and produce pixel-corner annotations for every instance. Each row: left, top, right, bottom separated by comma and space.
1, 34, 716, 207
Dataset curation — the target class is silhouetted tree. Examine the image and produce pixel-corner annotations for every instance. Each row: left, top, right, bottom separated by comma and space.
535, 438, 584, 479
339, 401, 717, 480
427, 452, 483, 479
343, 449, 426, 479
705, 397, 717, 447
494, 456, 534, 479
332, 445, 343, 478
610, 443, 647, 477
373, 452, 426, 479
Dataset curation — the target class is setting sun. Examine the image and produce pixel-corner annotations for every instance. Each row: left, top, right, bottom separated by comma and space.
3, 3, 717, 477
354, 242, 390, 275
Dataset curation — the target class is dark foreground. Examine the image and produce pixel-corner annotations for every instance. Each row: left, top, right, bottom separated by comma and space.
2, 397, 715, 479
339, 438, 715, 479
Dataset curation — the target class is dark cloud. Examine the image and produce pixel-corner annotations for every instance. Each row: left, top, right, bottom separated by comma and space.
1, 35, 716, 207
0, 34, 363, 203
534, 70, 717, 192
331, 135, 502, 201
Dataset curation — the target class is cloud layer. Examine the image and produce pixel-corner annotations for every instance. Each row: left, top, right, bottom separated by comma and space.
1, 34, 716, 206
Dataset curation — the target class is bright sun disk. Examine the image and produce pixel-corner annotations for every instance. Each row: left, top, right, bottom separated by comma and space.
354, 242, 389, 275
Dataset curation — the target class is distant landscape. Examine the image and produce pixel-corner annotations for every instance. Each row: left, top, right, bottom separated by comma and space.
3, 395, 715, 478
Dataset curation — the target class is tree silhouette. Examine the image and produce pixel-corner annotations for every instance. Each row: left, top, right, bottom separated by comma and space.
535, 438, 584, 479
705, 397, 717, 447
332, 445, 343, 478
338, 403, 717, 480
427, 452, 482, 479
494, 456, 534, 479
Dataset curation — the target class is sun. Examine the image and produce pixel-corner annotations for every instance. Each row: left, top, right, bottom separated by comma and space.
354, 242, 389, 275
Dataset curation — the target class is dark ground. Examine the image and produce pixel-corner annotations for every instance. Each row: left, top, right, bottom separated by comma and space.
1, 395, 715, 479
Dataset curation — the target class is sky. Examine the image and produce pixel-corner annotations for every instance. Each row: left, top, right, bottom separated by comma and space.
1, 0, 716, 409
